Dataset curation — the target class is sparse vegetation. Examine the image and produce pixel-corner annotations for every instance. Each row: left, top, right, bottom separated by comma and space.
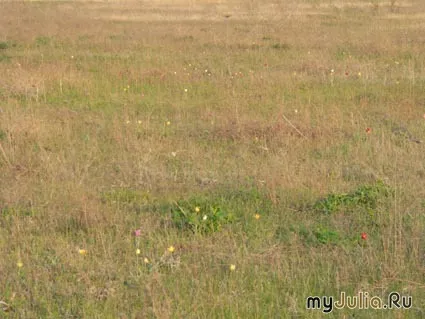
1, 0, 425, 318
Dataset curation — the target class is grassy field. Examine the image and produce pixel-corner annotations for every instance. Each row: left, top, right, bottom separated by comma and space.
1, 0, 425, 317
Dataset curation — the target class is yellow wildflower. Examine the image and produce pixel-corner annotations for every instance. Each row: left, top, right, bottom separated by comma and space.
167, 246, 175, 253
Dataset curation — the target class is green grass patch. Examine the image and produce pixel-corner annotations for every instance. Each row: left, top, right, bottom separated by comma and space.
2, 2, 425, 317
171, 200, 234, 234
312, 180, 392, 215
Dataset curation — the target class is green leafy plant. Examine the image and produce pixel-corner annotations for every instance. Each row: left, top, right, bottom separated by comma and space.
313, 226, 340, 245
0, 42, 9, 50
294, 224, 340, 246
312, 180, 391, 214
270, 42, 290, 50
171, 201, 234, 234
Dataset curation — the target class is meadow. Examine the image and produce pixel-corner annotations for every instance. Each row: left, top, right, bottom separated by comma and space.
0, 0, 425, 317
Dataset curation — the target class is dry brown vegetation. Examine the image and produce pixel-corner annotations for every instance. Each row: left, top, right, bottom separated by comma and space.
1, 0, 425, 318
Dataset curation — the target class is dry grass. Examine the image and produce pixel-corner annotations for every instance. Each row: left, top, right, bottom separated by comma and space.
1, 0, 425, 318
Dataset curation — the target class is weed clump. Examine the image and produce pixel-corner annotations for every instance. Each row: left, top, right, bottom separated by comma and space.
171, 200, 234, 234
312, 180, 392, 214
